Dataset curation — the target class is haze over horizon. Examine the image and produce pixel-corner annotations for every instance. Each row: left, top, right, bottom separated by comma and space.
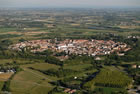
0, 0, 140, 8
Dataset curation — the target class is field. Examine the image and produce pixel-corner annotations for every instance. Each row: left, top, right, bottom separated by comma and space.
94, 86, 127, 94
22, 63, 60, 71
84, 66, 132, 91
0, 58, 43, 65
0, 73, 13, 81
10, 63, 59, 94
63, 63, 93, 71
0, 82, 4, 91
0, 26, 139, 44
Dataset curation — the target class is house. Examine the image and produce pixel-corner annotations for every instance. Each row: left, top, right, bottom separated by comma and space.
117, 53, 125, 56
74, 76, 77, 79
69, 89, 76, 94
132, 65, 140, 69
0, 72, 4, 74
132, 65, 137, 68
64, 88, 71, 93
95, 57, 101, 60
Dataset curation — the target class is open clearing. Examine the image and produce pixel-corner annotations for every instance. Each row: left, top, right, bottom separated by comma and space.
10, 67, 56, 94
22, 63, 60, 71
0, 73, 13, 81
10, 63, 60, 94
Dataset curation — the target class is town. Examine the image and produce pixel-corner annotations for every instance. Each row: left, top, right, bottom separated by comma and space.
9, 39, 130, 56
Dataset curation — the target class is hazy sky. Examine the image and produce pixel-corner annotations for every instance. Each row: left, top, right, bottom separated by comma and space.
0, 0, 140, 8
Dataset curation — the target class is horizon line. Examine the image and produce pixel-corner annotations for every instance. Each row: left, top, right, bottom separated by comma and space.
0, 6, 140, 9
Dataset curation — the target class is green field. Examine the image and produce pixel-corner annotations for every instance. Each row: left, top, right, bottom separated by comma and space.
0, 82, 4, 91
63, 63, 93, 71
10, 67, 56, 94
94, 86, 127, 94
84, 66, 132, 90
22, 63, 60, 71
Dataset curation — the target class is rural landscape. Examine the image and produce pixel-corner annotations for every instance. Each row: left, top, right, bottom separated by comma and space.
0, 7, 139, 94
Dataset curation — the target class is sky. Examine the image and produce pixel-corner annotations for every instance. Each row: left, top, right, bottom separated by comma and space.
0, 0, 140, 8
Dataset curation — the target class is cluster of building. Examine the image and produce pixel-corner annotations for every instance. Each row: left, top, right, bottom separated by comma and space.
9, 39, 130, 56
64, 88, 77, 94
128, 85, 140, 94
0, 69, 16, 74
132, 64, 140, 69
127, 35, 140, 39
